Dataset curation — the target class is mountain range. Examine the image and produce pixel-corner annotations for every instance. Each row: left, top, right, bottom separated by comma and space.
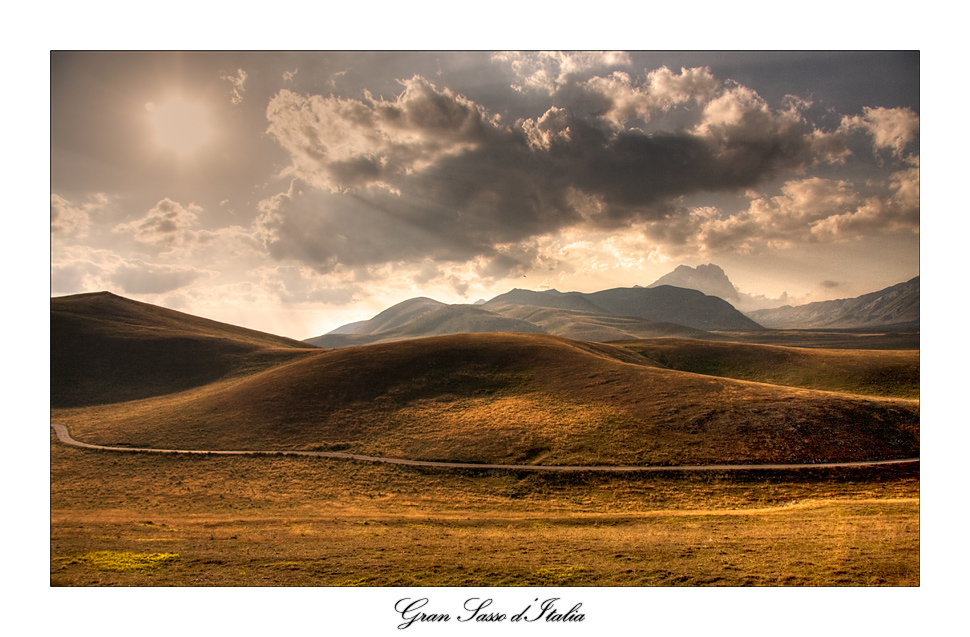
646, 263, 919, 328
308, 284, 761, 348
745, 277, 920, 329
311, 268, 919, 347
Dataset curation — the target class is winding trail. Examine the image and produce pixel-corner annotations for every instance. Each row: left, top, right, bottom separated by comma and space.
50, 423, 919, 473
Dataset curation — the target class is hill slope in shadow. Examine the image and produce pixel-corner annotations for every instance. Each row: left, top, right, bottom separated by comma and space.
51, 291, 319, 407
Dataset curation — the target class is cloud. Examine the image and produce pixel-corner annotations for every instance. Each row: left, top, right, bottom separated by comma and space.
50, 246, 210, 296
691, 85, 849, 172
51, 193, 109, 236
523, 228, 669, 284
841, 106, 919, 157
110, 260, 211, 294
265, 76, 494, 193
253, 179, 508, 274
492, 51, 632, 94
221, 68, 248, 105
642, 170, 919, 255
114, 198, 210, 251
808, 157, 919, 239
50, 246, 114, 293
559, 66, 719, 128
261, 67, 908, 277
253, 265, 358, 305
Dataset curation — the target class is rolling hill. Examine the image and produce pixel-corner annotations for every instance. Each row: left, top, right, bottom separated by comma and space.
745, 277, 920, 329
615, 338, 919, 398
348, 297, 447, 335
52, 292, 919, 470
484, 288, 612, 313
52, 293, 918, 466
306, 302, 546, 348
583, 285, 764, 330
51, 291, 319, 407
486, 304, 716, 342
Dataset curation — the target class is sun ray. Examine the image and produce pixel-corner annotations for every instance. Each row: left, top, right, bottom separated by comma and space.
148, 98, 210, 154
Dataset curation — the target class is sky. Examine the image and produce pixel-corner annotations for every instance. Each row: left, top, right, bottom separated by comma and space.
50, 51, 919, 339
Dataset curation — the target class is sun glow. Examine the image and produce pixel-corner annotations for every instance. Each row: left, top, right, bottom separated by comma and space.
148, 98, 210, 154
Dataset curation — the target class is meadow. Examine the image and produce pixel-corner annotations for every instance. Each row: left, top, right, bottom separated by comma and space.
51, 431, 918, 587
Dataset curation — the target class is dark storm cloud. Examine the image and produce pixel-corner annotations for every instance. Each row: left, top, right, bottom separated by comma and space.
261, 69, 853, 272
254, 181, 495, 274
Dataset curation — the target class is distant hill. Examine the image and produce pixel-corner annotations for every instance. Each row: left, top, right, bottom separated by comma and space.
350, 297, 447, 335
584, 286, 764, 330
384, 305, 546, 338
484, 288, 608, 313
486, 304, 716, 342
487, 284, 764, 330
326, 320, 368, 335
51, 291, 319, 407
306, 303, 546, 348
311, 284, 762, 347
745, 277, 920, 329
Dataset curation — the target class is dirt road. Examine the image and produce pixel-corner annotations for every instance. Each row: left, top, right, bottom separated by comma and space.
50, 423, 919, 472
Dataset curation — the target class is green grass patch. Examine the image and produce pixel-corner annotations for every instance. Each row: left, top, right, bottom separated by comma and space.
64, 550, 180, 572
531, 565, 585, 584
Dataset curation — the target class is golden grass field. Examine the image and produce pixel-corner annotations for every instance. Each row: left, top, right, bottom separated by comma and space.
50, 292, 919, 586
51, 432, 918, 586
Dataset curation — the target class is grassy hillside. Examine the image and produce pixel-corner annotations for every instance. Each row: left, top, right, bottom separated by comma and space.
587, 285, 764, 330
305, 304, 546, 348
51, 292, 319, 407
349, 297, 446, 335
711, 328, 920, 350
380, 304, 546, 337
484, 288, 609, 313
54, 332, 919, 466
616, 339, 919, 398
488, 304, 715, 342
485, 285, 764, 331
